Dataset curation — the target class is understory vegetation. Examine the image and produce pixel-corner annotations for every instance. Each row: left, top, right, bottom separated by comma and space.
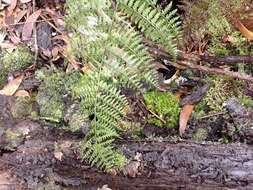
0, 0, 252, 172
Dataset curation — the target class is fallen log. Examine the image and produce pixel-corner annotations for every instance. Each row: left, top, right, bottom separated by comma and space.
1, 121, 253, 190
1, 95, 253, 190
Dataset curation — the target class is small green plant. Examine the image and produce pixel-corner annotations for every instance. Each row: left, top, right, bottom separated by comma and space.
0, 47, 33, 88
65, 0, 181, 170
143, 91, 180, 128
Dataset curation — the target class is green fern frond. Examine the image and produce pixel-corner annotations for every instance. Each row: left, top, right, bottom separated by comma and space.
118, 0, 181, 58
72, 72, 128, 170
66, 0, 181, 170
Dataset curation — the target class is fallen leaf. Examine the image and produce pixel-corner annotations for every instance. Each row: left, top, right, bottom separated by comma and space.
97, 185, 112, 190
122, 161, 141, 178
20, 0, 31, 3
81, 65, 92, 73
15, 9, 27, 23
7, 0, 17, 13
0, 75, 24, 96
22, 9, 41, 41
9, 34, 21, 44
180, 84, 210, 106
179, 104, 194, 136
230, 17, 253, 41
14, 90, 30, 97
0, 42, 16, 49
54, 151, 63, 161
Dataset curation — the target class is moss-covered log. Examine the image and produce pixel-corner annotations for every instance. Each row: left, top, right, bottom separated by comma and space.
1, 94, 253, 189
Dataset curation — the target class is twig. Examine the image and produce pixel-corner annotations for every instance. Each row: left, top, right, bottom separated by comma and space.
200, 54, 253, 65
178, 60, 253, 82
140, 100, 167, 124
40, 15, 63, 34
32, 0, 38, 64
199, 112, 226, 120
148, 47, 253, 82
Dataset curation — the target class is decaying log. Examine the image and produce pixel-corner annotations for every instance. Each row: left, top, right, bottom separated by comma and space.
1, 96, 253, 190
1, 121, 253, 190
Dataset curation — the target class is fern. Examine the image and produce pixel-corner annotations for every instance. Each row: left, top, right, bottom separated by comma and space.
73, 72, 128, 170
66, 0, 181, 170
118, 0, 181, 58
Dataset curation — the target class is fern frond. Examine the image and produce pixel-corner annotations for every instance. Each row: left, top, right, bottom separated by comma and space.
73, 72, 128, 170
66, 0, 180, 170
118, 0, 181, 58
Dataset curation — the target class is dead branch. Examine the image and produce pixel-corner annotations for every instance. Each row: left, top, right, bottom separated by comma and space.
148, 47, 253, 82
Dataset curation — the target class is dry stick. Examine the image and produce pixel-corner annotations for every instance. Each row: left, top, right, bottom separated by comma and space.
148, 47, 253, 82
32, 0, 38, 65
199, 54, 253, 65
178, 60, 253, 82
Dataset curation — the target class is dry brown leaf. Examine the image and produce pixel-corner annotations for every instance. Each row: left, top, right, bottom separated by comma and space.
179, 104, 194, 136
53, 35, 80, 70
15, 9, 27, 23
14, 90, 30, 97
81, 65, 92, 73
22, 9, 41, 41
8, 0, 17, 13
0, 42, 16, 49
0, 75, 24, 96
9, 34, 21, 44
231, 17, 253, 41
97, 185, 112, 190
236, 20, 253, 41
20, 0, 32, 3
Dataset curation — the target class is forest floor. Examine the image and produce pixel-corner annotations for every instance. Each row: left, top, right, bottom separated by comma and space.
0, 0, 253, 189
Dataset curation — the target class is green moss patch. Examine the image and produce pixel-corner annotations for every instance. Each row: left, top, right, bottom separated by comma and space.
0, 47, 33, 88
143, 91, 180, 128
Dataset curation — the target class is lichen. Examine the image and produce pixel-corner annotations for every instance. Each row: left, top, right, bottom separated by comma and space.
0, 47, 33, 88
143, 91, 180, 128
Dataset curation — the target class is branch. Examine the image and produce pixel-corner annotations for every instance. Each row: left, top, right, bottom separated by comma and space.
148, 47, 253, 82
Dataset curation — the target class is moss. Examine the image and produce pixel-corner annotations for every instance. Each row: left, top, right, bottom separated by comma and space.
36, 68, 80, 123
143, 91, 180, 128
10, 97, 33, 119
68, 112, 91, 132
119, 120, 144, 138
0, 47, 33, 88
239, 96, 253, 107
36, 68, 66, 123
193, 128, 209, 142
193, 99, 209, 118
204, 77, 240, 112
5, 128, 21, 140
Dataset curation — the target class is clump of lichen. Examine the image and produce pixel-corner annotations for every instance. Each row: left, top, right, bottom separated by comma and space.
0, 47, 33, 88
143, 91, 180, 128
